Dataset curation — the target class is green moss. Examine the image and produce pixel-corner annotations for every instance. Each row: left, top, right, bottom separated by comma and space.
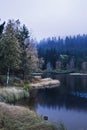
23, 84, 31, 92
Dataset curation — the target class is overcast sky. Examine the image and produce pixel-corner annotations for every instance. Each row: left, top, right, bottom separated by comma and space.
0, 0, 87, 41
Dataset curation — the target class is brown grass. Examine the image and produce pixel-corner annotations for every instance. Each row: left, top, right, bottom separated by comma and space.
30, 78, 60, 89
30, 76, 42, 83
0, 102, 57, 130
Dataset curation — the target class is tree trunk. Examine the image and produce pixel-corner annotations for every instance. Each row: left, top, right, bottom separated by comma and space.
6, 67, 10, 86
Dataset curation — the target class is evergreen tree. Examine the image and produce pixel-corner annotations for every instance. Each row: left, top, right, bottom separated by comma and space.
0, 20, 20, 85
0, 21, 5, 35
18, 25, 38, 79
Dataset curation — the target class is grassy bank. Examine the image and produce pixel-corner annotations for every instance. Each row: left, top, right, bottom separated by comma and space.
0, 85, 66, 130
0, 87, 29, 103
0, 87, 59, 130
0, 102, 57, 130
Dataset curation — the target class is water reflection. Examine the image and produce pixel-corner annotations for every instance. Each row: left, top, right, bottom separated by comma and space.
33, 88, 87, 111
16, 74, 87, 130
54, 74, 87, 91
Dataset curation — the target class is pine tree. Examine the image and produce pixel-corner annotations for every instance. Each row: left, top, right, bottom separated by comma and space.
0, 20, 20, 85
18, 25, 38, 79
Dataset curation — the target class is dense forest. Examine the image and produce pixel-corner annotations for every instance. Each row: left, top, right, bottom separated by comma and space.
37, 35, 87, 70
1, 19, 87, 78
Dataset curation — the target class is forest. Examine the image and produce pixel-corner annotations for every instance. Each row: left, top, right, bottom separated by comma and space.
37, 35, 87, 70
1, 19, 87, 83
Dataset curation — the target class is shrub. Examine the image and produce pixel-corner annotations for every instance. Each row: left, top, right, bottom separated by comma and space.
23, 84, 31, 92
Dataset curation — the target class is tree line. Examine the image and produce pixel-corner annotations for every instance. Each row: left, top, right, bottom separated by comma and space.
1, 19, 87, 84
37, 35, 87, 70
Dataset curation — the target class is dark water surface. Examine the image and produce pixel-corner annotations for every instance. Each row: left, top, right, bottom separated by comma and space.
17, 74, 87, 130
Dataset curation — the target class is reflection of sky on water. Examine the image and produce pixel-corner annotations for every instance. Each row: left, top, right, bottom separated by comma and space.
37, 104, 87, 130
35, 75, 87, 130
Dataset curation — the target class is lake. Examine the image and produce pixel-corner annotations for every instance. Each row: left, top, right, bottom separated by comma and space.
16, 74, 87, 130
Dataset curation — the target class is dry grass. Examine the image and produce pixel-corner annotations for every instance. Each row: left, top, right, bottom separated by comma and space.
30, 76, 42, 83
0, 102, 57, 130
30, 78, 60, 89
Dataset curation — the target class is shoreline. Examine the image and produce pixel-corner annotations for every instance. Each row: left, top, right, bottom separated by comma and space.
0, 78, 60, 130
69, 73, 87, 76
0, 102, 57, 130
30, 78, 60, 89
0, 78, 60, 103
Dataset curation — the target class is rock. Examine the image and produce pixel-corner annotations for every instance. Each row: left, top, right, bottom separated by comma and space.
43, 116, 48, 120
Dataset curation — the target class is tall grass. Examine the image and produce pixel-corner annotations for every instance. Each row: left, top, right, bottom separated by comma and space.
0, 87, 29, 103
59, 123, 67, 130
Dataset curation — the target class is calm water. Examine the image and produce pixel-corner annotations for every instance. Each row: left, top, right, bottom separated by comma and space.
17, 74, 87, 130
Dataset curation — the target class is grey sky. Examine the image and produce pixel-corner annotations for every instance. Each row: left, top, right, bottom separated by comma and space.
1, 0, 87, 41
